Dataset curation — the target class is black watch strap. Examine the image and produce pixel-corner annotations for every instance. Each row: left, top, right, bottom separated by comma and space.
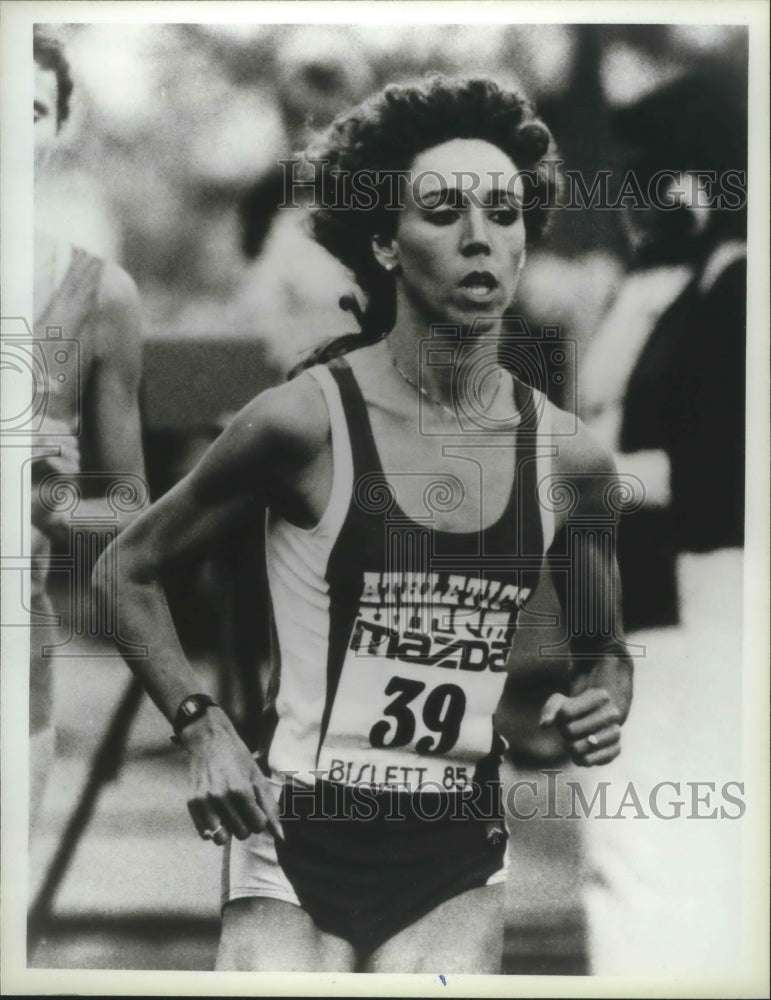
172, 693, 218, 738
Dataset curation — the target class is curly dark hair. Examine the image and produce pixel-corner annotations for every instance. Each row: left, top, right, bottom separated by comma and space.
34, 26, 73, 130
289, 74, 558, 373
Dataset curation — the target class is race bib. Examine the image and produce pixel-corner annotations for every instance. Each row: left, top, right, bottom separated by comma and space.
318, 570, 528, 791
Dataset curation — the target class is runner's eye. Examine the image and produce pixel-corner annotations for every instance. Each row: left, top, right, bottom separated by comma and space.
489, 208, 520, 226
424, 208, 460, 226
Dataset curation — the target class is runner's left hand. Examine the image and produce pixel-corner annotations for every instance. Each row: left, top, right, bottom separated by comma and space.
539, 689, 622, 766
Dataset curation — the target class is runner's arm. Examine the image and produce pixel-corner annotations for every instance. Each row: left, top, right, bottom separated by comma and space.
542, 413, 633, 766
92, 375, 328, 841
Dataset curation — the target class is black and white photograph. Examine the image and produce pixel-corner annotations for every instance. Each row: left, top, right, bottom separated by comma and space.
1, 1, 768, 995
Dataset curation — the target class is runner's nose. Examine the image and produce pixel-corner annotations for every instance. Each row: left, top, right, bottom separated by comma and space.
460, 207, 491, 257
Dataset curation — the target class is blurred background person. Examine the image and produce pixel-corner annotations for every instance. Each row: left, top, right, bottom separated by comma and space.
581, 63, 746, 630
30, 27, 147, 823
577, 60, 747, 975
231, 25, 375, 373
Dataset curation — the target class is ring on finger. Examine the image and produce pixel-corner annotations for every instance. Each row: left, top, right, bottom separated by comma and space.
202, 824, 224, 840
586, 733, 600, 747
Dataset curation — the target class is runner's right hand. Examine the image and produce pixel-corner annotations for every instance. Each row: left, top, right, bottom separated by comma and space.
177, 706, 284, 847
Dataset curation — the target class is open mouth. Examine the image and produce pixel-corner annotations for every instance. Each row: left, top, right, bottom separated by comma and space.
459, 271, 498, 294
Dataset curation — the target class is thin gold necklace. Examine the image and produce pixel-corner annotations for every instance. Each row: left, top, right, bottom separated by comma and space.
390, 354, 503, 419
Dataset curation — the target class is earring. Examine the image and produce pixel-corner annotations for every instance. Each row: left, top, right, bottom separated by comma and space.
384, 261, 396, 272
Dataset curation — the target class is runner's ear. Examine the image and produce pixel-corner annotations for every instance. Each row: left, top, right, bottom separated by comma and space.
371, 235, 399, 273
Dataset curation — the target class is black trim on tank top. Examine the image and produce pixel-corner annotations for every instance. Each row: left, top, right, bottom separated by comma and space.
326, 357, 384, 492
472, 728, 509, 788
314, 360, 369, 762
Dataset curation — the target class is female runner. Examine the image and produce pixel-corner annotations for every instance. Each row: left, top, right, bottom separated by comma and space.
98, 74, 632, 973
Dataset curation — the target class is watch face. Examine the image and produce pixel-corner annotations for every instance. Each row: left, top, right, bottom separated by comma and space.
174, 694, 214, 736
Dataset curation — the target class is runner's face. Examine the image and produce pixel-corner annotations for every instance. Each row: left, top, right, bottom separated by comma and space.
380, 138, 527, 333
34, 65, 58, 172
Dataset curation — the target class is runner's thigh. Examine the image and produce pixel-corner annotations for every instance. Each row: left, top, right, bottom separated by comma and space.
365, 883, 504, 974
216, 897, 356, 972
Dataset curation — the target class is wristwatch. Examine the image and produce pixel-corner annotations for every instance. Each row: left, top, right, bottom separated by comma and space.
172, 693, 218, 740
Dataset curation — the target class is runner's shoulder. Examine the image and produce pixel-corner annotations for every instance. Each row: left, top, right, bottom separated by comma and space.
543, 398, 616, 481
226, 369, 331, 465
